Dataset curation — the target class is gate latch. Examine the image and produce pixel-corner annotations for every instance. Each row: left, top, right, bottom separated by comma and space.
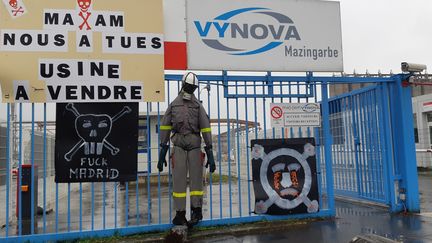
354, 136, 360, 145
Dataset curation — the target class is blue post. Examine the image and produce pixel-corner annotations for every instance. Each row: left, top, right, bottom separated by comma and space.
235, 83, 242, 216
321, 82, 336, 215
217, 80, 223, 218
79, 183, 83, 231
147, 102, 152, 224
352, 94, 363, 197
245, 86, 251, 215
18, 103, 22, 236
5, 104, 10, 236
55, 182, 58, 233
207, 80, 213, 220
103, 181, 106, 229
379, 83, 398, 211
91, 182, 95, 230
30, 104, 35, 234
388, 75, 420, 212
43, 103, 47, 233
114, 182, 118, 228
68, 183, 71, 231
157, 102, 161, 224
125, 182, 129, 227
168, 80, 173, 222
226, 89, 232, 218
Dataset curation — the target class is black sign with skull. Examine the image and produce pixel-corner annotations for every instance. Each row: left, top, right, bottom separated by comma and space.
55, 103, 138, 183
251, 138, 319, 215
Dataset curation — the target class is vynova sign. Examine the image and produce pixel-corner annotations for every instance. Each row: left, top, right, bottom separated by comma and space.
186, 0, 343, 72
194, 7, 301, 56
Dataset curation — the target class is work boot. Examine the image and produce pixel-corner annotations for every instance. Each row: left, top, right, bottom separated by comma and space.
188, 207, 202, 226
172, 211, 187, 226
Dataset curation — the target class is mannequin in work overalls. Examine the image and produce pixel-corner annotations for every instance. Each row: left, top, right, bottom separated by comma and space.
158, 72, 216, 226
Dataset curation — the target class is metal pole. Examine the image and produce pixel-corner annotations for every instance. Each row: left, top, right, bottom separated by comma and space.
321, 82, 336, 215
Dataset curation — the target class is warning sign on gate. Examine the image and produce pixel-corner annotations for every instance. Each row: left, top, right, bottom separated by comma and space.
271, 106, 283, 119
270, 103, 321, 128
251, 138, 319, 215
55, 102, 138, 183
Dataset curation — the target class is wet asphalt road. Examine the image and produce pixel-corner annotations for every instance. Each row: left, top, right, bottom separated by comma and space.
200, 171, 432, 243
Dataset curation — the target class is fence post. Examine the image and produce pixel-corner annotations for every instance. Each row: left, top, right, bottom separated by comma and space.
321, 81, 336, 215
378, 83, 398, 212
388, 75, 420, 212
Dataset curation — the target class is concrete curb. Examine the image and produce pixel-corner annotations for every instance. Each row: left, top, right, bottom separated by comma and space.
109, 218, 323, 243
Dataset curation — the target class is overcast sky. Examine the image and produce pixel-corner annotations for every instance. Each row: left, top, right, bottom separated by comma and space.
337, 0, 432, 74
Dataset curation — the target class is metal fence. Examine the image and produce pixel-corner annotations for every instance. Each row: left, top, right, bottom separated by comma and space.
328, 86, 389, 204
0, 72, 419, 242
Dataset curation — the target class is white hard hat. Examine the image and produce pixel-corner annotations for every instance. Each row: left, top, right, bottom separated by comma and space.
181, 72, 199, 95
182, 72, 199, 86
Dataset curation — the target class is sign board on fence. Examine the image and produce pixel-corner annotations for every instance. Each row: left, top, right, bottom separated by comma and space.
0, 0, 165, 103
270, 103, 321, 128
186, 0, 343, 72
251, 138, 319, 215
55, 103, 138, 183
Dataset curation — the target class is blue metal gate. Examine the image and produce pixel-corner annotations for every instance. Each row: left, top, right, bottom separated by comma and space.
328, 80, 419, 211
0, 73, 419, 242
329, 85, 391, 204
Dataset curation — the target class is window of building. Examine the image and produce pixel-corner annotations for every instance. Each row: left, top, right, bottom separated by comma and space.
427, 113, 432, 122
429, 127, 432, 145
413, 114, 419, 143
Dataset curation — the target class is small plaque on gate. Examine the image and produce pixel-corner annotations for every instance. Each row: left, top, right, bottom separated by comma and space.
270, 103, 321, 128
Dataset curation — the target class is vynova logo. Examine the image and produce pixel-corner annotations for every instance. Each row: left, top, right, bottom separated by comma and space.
193, 7, 301, 56
301, 103, 319, 113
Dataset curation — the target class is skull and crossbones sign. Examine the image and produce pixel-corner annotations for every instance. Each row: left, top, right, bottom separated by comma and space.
9, 0, 24, 16
9, 0, 17, 8
253, 143, 319, 214
64, 103, 131, 162
77, 0, 92, 30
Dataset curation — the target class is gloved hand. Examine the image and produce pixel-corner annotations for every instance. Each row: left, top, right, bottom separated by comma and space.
158, 144, 169, 172
204, 146, 216, 173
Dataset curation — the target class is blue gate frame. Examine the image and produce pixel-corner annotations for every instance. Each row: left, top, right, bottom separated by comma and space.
0, 72, 419, 242
331, 76, 418, 212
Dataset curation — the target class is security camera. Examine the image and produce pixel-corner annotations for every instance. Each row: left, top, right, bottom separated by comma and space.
401, 62, 427, 73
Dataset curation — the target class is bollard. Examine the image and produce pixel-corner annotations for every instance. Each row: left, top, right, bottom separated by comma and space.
16, 164, 38, 235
